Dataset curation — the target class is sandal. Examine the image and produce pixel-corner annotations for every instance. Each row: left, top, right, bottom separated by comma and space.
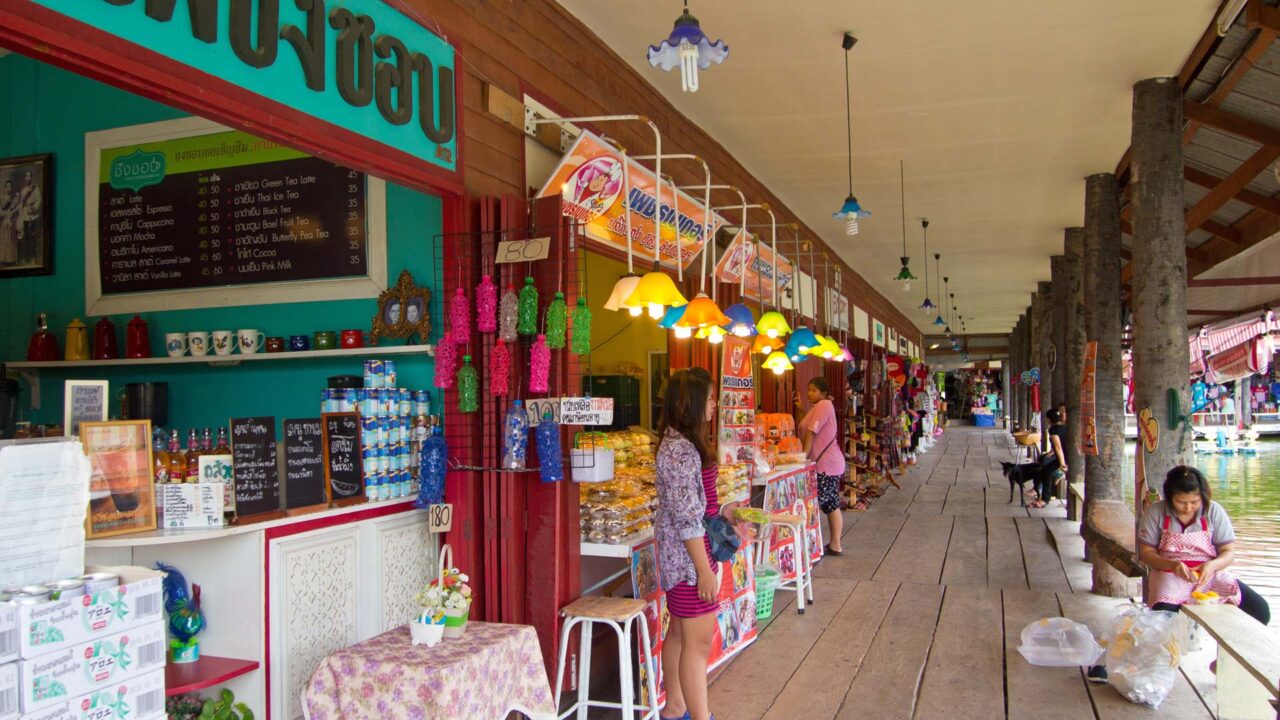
660, 711, 691, 720
824, 544, 844, 556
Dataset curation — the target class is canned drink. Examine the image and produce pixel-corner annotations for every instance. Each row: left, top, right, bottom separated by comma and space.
80, 572, 120, 593
334, 388, 352, 413
382, 391, 396, 418
398, 469, 411, 497
376, 447, 390, 473
49, 578, 85, 599
398, 389, 411, 417
365, 472, 379, 501
364, 359, 384, 388
10, 585, 51, 605
385, 360, 397, 388
361, 416, 378, 444
413, 390, 430, 417
388, 421, 401, 445
362, 447, 377, 474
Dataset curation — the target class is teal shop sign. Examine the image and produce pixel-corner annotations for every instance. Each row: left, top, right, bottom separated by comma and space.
33, 0, 458, 172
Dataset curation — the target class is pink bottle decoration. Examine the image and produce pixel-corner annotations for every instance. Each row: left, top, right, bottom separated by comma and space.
489, 339, 511, 396
449, 287, 471, 345
433, 340, 458, 389
476, 274, 498, 333
529, 334, 551, 394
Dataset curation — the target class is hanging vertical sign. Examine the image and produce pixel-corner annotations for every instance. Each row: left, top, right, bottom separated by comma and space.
717, 336, 756, 469
1080, 342, 1099, 456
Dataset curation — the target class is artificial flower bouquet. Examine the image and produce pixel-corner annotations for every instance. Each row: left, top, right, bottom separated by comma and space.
412, 544, 472, 642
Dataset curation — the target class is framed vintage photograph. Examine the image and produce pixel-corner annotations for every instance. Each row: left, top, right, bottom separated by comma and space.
371, 269, 432, 345
64, 380, 109, 436
872, 319, 886, 348
0, 153, 53, 277
81, 419, 157, 539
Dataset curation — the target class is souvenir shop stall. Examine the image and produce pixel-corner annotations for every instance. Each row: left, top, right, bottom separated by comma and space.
948, 368, 1002, 426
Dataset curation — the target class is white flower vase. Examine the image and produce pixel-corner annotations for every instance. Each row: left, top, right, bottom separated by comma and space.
410, 620, 445, 647
443, 604, 470, 638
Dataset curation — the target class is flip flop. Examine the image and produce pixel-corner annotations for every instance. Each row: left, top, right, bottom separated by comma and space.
660, 711, 690, 720
824, 544, 844, 556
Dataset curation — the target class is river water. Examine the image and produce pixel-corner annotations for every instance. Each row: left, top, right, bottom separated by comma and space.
1123, 441, 1280, 614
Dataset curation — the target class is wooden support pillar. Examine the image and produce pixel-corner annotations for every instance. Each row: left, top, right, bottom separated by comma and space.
1050, 254, 1068, 412
1020, 312, 1031, 430
1063, 229, 1085, 522
1035, 281, 1053, 451
1085, 174, 1134, 596
1010, 317, 1022, 430
1131, 77, 1192, 486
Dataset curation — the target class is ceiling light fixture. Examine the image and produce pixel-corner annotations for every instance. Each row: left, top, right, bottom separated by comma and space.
919, 223, 936, 314
646, 0, 729, 93
892, 161, 917, 292
833, 32, 870, 236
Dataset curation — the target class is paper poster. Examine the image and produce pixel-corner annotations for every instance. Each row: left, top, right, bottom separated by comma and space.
535, 130, 725, 270
761, 465, 823, 584
713, 231, 794, 303
630, 539, 666, 710
853, 306, 869, 340
708, 545, 759, 672
0, 439, 90, 586
873, 319, 886, 347
1080, 342, 1098, 456
717, 336, 756, 470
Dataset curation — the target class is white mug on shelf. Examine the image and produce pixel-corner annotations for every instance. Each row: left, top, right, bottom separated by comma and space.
211, 330, 236, 356
188, 331, 210, 357
164, 333, 189, 358
237, 329, 265, 354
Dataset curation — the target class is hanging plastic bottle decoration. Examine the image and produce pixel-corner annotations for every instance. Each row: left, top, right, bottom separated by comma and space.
530, 334, 551, 394
570, 296, 592, 355
545, 291, 568, 349
457, 355, 479, 413
433, 340, 458, 389
499, 285, 519, 342
536, 411, 563, 483
448, 287, 470, 344
501, 399, 529, 470
415, 424, 448, 508
489, 338, 511, 396
517, 277, 539, 336
476, 274, 498, 333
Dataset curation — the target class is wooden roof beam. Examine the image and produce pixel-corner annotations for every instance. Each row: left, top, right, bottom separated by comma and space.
1246, 0, 1280, 34
1183, 100, 1280, 148
1184, 166, 1280, 217
1185, 146, 1280, 233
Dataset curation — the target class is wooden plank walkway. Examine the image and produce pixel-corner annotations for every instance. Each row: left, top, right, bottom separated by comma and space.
696, 426, 1218, 720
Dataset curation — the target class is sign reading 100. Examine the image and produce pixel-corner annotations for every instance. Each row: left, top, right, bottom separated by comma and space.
62, 0, 458, 168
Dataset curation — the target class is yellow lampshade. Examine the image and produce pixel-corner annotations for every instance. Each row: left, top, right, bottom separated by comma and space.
763, 350, 794, 375
818, 336, 842, 359
625, 270, 687, 319
756, 311, 791, 339
675, 293, 730, 329
673, 325, 693, 339
753, 335, 778, 355
603, 275, 642, 312
804, 334, 830, 357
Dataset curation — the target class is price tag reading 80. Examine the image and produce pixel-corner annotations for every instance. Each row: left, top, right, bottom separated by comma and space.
495, 236, 551, 264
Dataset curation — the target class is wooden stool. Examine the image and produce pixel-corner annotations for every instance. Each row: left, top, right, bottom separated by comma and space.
553, 596, 659, 720
755, 512, 814, 614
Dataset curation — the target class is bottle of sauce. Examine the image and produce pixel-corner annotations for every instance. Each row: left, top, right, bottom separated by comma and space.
153, 434, 170, 525
184, 429, 201, 483
166, 430, 187, 485
214, 427, 230, 455
201, 428, 213, 453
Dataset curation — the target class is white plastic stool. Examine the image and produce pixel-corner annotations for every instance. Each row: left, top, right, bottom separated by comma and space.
553, 596, 659, 720
755, 512, 814, 614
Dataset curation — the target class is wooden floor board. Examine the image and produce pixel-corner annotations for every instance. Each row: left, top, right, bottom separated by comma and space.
913, 587, 1005, 720
873, 514, 955, 585
986, 515, 1029, 589
942, 484, 987, 516
1003, 589, 1098, 720
813, 511, 908, 580
939, 513, 987, 586
1015, 517, 1073, 592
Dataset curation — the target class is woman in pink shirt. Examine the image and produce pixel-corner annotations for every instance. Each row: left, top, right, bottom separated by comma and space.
798, 377, 847, 555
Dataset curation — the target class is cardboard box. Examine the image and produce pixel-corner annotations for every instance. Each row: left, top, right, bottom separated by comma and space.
0, 604, 17, 665
16, 669, 164, 720
160, 483, 225, 529
1, 662, 17, 720
18, 567, 162, 660
17, 622, 165, 713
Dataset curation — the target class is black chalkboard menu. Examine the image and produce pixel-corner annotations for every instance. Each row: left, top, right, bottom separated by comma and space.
283, 418, 328, 511
321, 413, 364, 507
230, 416, 281, 518
98, 152, 367, 294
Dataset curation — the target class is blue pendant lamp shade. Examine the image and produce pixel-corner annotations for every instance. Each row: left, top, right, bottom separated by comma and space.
833, 195, 871, 236
646, 1, 728, 93
834, 33, 869, 236
722, 303, 757, 337
783, 334, 809, 364
785, 326, 819, 362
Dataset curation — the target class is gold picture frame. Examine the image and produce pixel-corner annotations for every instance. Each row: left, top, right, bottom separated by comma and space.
371, 269, 431, 345
81, 419, 157, 539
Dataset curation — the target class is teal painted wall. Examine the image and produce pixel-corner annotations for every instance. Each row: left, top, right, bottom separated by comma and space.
0, 55, 441, 432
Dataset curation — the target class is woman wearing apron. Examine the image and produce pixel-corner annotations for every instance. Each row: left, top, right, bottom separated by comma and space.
1089, 466, 1270, 683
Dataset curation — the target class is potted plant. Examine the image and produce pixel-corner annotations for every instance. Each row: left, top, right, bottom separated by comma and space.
413, 544, 472, 640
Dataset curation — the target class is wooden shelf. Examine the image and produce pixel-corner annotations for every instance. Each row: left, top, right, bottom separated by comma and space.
8, 343, 434, 370
166, 655, 260, 696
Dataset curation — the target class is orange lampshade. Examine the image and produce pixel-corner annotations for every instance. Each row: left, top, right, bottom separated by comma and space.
674, 293, 730, 329
753, 335, 778, 355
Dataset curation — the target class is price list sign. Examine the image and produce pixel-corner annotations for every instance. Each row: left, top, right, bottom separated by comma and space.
97, 129, 368, 295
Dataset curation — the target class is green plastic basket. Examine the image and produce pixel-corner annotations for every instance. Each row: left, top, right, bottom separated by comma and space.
754, 567, 780, 620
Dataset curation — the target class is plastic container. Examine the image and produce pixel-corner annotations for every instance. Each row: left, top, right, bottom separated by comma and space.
570, 447, 615, 482
754, 566, 780, 619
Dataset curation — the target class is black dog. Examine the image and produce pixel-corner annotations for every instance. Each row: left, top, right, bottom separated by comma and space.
1000, 461, 1043, 506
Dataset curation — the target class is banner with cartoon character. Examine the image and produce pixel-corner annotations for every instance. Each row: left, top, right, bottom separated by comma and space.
712, 230, 794, 303
535, 131, 726, 270
761, 465, 823, 584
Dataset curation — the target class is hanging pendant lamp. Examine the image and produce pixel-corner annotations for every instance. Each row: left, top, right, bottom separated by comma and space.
833, 33, 870, 235
763, 350, 794, 375
753, 334, 779, 355
601, 149, 645, 316
919, 223, 936, 314
933, 258, 947, 326
722, 303, 757, 337
627, 174, 688, 319
892, 161, 917, 291
646, 0, 729, 93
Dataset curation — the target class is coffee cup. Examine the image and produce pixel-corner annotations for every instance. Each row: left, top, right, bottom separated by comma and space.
188, 331, 210, 357
164, 333, 189, 358
211, 330, 236, 356
237, 329, 265, 354
289, 335, 311, 352
265, 336, 285, 353
314, 330, 337, 350
340, 329, 365, 349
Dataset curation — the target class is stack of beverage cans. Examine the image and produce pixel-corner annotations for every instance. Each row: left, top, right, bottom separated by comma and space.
341, 360, 431, 502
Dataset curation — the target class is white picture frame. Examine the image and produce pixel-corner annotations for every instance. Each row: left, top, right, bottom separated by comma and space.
84, 116, 387, 315
64, 380, 108, 436
854, 306, 869, 340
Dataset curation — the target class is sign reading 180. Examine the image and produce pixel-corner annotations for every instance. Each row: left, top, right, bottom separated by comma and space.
58, 0, 458, 169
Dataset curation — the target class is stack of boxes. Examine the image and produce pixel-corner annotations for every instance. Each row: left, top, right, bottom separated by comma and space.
1, 567, 166, 720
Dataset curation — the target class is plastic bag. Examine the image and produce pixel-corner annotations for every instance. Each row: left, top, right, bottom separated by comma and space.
1103, 606, 1183, 709
1017, 617, 1104, 667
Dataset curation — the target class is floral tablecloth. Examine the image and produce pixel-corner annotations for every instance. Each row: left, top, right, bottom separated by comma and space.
302, 622, 556, 720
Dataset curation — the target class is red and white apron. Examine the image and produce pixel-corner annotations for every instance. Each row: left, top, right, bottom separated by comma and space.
1148, 515, 1242, 606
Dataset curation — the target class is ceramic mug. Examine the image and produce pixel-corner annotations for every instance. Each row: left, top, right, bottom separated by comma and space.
188, 331, 210, 357
211, 330, 236, 356
237, 329, 265, 354
289, 334, 311, 352
265, 336, 285, 353
340, 329, 365, 349
314, 330, 337, 350
164, 333, 189, 358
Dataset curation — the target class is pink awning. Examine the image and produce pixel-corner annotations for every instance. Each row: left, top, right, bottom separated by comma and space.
1204, 317, 1268, 355
1205, 337, 1272, 383
1189, 334, 1206, 376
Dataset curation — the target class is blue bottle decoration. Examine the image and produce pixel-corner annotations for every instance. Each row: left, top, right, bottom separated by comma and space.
536, 411, 563, 483
502, 400, 529, 470
415, 424, 448, 508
